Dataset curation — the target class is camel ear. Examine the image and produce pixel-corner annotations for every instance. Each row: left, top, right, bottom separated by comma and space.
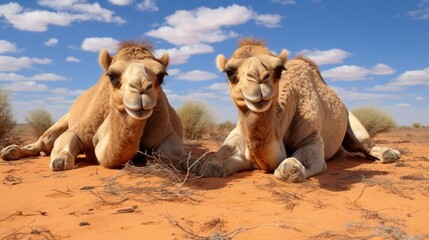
99, 48, 112, 71
278, 49, 288, 63
158, 52, 169, 68
216, 54, 228, 72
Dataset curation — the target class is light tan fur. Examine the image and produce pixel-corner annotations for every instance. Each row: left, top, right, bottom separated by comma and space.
1, 40, 193, 172
199, 38, 401, 182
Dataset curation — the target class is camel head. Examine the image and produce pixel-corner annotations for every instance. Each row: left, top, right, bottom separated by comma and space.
99, 41, 169, 120
216, 38, 287, 113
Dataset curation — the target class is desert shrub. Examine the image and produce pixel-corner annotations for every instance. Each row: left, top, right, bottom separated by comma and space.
217, 120, 236, 132
26, 108, 54, 137
0, 88, 16, 147
412, 122, 422, 128
176, 101, 215, 140
351, 106, 396, 137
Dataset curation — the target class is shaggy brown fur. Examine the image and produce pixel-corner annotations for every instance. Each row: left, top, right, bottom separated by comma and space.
1, 40, 192, 172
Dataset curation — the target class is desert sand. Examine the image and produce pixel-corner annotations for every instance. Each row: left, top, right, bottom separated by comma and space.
1, 128, 429, 239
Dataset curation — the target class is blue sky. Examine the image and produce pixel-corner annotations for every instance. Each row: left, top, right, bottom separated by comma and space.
0, 0, 428, 126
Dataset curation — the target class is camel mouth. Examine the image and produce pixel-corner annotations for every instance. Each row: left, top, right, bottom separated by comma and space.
243, 98, 272, 113
125, 107, 153, 120
123, 93, 156, 120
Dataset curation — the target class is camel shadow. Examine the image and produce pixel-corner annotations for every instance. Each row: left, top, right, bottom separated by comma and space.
313, 154, 389, 192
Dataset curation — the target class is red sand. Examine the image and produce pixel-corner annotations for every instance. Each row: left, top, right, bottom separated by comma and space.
1, 128, 429, 239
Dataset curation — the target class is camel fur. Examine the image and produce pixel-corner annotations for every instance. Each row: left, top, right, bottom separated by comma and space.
199, 38, 401, 182
1, 40, 193, 172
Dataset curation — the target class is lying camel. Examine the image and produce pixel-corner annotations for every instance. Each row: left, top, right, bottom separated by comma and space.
1, 40, 192, 171
199, 38, 401, 182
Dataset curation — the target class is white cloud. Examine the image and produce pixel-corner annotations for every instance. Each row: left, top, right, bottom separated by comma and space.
154, 44, 214, 65
272, 0, 296, 5
146, 4, 281, 45
44, 38, 58, 46
370, 63, 396, 75
66, 56, 81, 62
167, 68, 181, 76
298, 48, 351, 65
407, 8, 429, 20
322, 65, 369, 81
0, 72, 66, 81
136, 0, 159, 12
0, 1, 125, 32
3, 81, 49, 92
332, 86, 400, 101
322, 63, 395, 81
175, 70, 218, 81
395, 103, 411, 108
81, 37, 120, 53
0, 39, 18, 53
0, 56, 52, 72
108, 0, 133, 6
208, 82, 229, 91
371, 67, 429, 92
253, 14, 282, 28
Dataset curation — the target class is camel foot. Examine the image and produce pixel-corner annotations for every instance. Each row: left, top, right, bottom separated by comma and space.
1, 145, 24, 160
50, 151, 75, 171
369, 146, 401, 163
178, 156, 201, 174
274, 158, 306, 183
199, 160, 226, 177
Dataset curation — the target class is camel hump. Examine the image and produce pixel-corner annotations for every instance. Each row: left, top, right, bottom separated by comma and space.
294, 55, 326, 85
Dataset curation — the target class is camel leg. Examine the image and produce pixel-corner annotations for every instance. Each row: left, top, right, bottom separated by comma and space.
342, 111, 400, 163
1, 113, 69, 160
49, 129, 83, 171
199, 127, 255, 177
274, 135, 327, 183
155, 132, 199, 173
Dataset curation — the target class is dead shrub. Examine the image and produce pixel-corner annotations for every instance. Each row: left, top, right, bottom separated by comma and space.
0, 88, 16, 148
176, 101, 215, 140
26, 108, 54, 137
351, 106, 396, 137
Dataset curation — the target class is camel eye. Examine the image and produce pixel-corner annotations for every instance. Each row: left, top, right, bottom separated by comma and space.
224, 67, 237, 84
274, 65, 286, 79
157, 71, 168, 85
106, 70, 121, 88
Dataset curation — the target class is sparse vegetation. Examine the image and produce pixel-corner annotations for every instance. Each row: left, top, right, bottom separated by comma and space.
0, 88, 16, 148
176, 101, 215, 140
217, 120, 236, 132
412, 122, 422, 128
351, 106, 396, 137
26, 108, 54, 137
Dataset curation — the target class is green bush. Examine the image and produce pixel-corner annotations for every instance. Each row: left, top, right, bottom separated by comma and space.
26, 109, 54, 137
412, 122, 422, 128
0, 89, 16, 147
176, 101, 215, 140
351, 106, 396, 137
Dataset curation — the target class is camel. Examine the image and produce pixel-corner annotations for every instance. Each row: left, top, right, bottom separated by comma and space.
198, 38, 401, 182
1, 40, 193, 172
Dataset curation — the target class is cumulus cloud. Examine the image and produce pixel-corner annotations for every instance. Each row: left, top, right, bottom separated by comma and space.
0, 72, 66, 81
208, 82, 229, 91
81, 37, 120, 53
175, 70, 218, 81
0, 1, 125, 32
66, 56, 81, 62
108, 0, 133, 6
298, 48, 351, 65
146, 4, 281, 45
0, 56, 52, 72
3, 81, 49, 92
0, 39, 18, 53
322, 63, 396, 81
154, 44, 214, 65
370, 67, 429, 92
137, 0, 159, 12
332, 86, 400, 101
44, 38, 58, 46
